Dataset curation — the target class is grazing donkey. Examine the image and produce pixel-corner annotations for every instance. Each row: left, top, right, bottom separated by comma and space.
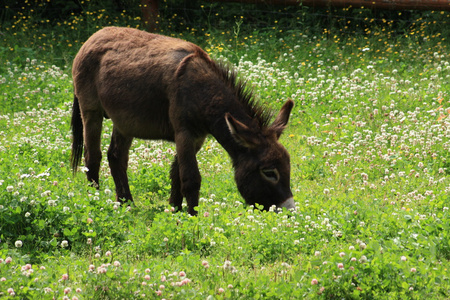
71, 27, 295, 215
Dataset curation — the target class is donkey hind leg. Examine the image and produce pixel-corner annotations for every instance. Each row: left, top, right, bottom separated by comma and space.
107, 127, 134, 203
169, 156, 183, 211
173, 133, 205, 215
83, 111, 104, 188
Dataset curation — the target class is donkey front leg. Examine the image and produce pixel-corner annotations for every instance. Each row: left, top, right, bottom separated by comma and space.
174, 133, 205, 215
108, 127, 134, 203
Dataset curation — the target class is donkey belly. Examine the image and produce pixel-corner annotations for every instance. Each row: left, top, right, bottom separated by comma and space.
104, 98, 175, 142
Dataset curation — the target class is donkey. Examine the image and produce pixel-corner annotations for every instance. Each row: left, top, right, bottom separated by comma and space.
71, 27, 295, 215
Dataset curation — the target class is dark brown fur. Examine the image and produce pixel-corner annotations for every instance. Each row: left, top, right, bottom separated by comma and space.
71, 27, 294, 215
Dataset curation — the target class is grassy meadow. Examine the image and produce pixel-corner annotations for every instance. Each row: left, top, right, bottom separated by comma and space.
1, 1, 450, 299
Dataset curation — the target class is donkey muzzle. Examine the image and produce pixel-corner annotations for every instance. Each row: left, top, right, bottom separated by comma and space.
277, 197, 296, 211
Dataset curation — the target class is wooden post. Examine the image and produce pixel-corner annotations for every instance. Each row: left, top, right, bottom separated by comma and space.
141, 0, 159, 32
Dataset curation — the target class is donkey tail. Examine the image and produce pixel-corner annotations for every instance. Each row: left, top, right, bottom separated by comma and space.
71, 95, 84, 173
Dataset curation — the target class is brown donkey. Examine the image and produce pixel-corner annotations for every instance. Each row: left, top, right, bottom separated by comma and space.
71, 27, 295, 215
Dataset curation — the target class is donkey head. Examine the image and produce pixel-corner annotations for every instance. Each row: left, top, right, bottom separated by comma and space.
225, 100, 295, 211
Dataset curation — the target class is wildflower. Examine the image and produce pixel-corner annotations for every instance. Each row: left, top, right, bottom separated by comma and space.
410, 267, 417, 273
5, 257, 12, 263
62, 273, 69, 280
6, 185, 13, 192
314, 251, 321, 256
339, 252, 345, 257
7, 288, 15, 295
15, 240, 23, 248
179, 271, 186, 277
218, 288, 224, 293
87, 238, 92, 245
311, 278, 319, 285
337, 263, 344, 269
202, 260, 209, 268
105, 251, 111, 257
64, 287, 71, 294
145, 268, 151, 273
359, 256, 368, 263
61, 240, 69, 248
228, 284, 233, 289
223, 260, 232, 269
113, 261, 121, 267
401, 256, 407, 261
144, 275, 150, 280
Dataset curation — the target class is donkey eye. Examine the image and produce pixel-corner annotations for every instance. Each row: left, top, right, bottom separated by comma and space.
260, 168, 280, 183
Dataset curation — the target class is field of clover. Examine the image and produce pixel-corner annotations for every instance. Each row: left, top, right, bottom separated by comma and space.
1, 2, 450, 299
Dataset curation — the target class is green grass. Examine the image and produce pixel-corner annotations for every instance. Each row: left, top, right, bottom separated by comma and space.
1, 2, 450, 299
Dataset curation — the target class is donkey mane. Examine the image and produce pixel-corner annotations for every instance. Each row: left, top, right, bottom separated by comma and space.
214, 60, 274, 128
177, 51, 274, 128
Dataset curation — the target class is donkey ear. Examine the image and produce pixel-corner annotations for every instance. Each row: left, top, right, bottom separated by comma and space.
270, 99, 294, 139
225, 113, 259, 148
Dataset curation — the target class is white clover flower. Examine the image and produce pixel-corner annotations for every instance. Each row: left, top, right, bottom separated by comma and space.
15, 240, 23, 248
61, 240, 69, 248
